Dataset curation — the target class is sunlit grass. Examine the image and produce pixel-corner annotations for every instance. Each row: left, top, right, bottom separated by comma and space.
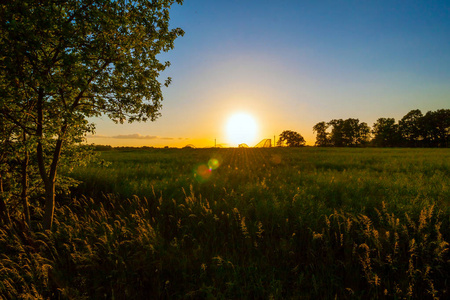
2, 147, 449, 298
69, 147, 450, 217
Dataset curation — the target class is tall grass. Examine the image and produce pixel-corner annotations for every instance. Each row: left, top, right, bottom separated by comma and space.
70, 147, 450, 217
1, 147, 449, 298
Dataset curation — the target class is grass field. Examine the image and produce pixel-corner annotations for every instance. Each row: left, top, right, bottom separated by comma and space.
2, 147, 450, 299
70, 147, 450, 217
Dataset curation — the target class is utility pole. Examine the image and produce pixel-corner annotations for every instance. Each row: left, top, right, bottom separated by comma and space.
215, 138, 216, 148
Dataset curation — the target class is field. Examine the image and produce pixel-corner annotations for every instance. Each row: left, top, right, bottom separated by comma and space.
2, 147, 450, 299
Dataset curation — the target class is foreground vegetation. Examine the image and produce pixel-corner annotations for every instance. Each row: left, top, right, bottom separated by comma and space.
1, 147, 450, 299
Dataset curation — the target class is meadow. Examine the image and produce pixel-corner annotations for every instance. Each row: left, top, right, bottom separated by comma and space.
2, 147, 450, 299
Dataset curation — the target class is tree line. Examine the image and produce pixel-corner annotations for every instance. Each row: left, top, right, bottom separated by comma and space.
277, 109, 449, 148
312, 109, 449, 148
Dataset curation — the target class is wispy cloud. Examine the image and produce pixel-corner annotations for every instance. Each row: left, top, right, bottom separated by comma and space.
87, 133, 189, 140
113, 134, 159, 139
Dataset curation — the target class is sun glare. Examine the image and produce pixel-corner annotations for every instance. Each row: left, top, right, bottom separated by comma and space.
226, 113, 258, 146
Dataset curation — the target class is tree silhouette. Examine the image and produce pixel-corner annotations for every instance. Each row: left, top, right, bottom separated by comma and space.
327, 118, 369, 147
399, 109, 423, 147
328, 119, 345, 146
313, 122, 330, 146
316, 109, 449, 148
372, 118, 401, 147
422, 109, 450, 147
278, 130, 306, 147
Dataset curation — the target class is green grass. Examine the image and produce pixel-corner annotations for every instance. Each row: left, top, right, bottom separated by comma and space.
69, 147, 450, 218
2, 147, 450, 299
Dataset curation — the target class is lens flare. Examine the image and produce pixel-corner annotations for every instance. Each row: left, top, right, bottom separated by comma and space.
194, 164, 212, 182
208, 158, 220, 170
193, 157, 221, 182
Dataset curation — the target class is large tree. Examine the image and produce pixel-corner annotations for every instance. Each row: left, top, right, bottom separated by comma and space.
327, 118, 370, 147
371, 118, 401, 147
422, 109, 450, 147
0, 0, 184, 229
327, 119, 345, 146
277, 130, 306, 147
399, 109, 423, 147
312, 121, 330, 147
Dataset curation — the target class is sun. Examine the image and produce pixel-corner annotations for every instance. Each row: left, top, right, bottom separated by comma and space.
226, 112, 258, 146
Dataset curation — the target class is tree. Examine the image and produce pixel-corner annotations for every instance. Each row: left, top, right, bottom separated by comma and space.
327, 118, 370, 147
371, 118, 401, 147
341, 118, 359, 146
277, 130, 306, 147
342, 118, 370, 146
313, 121, 330, 146
0, 0, 184, 230
355, 121, 371, 146
399, 109, 423, 147
0, 79, 36, 226
328, 119, 345, 146
421, 109, 450, 147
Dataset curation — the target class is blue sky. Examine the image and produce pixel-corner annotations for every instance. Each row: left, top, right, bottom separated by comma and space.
89, 0, 450, 147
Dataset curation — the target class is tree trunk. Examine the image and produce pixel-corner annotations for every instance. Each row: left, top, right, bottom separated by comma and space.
36, 88, 66, 231
21, 149, 31, 226
36, 89, 54, 230
43, 180, 55, 230
0, 192, 11, 226
0, 198, 11, 226
0, 168, 11, 226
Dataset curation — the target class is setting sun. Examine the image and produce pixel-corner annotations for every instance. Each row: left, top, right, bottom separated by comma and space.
226, 112, 258, 146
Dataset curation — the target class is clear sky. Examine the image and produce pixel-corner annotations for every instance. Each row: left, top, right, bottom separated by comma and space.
87, 0, 450, 147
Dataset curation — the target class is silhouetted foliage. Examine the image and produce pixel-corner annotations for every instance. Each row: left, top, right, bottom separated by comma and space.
421, 109, 450, 147
396, 109, 449, 147
320, 118, 370, 147
372, 118, 401, 147
315, 109, 449, 148
313, 122, 330, 146
399, 109, 423, 147
277, 130, 306, 147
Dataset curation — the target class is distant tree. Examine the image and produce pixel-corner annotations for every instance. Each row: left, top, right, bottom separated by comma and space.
327, 118, 369, 147
328, 119, 345, 146
372, 118, 401, 147
399, 109, 423, 147
313, 122, 330, 146
421, 109, 450, 147
342, 119, 359, 146
355, 121, 371, 146
278, 130, 306, 147
314, 110, 448, 148
0, 0, 184, 230
342, 118, 370, 146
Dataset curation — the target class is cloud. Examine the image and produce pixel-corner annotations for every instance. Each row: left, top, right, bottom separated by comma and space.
113, 134, 158, 140
87, 133, 177, 140
86, 134, 109, 139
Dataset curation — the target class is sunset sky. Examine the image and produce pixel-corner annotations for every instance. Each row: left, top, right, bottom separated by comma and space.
87, 0, 450, 147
